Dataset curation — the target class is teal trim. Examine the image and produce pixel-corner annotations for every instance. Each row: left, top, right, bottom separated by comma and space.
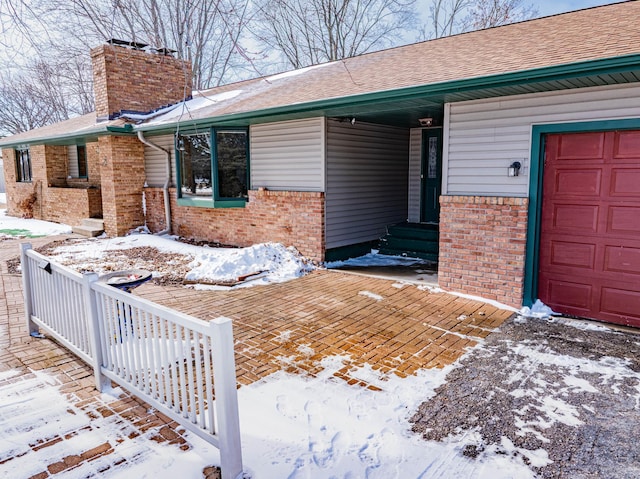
0, 131, 103, 148
176, 127, 249, 205
523, 117, 640, 307
106, 125, 134, 134
213, 199, 247, 208
138, 54, 640, 134
325, 241, 378, 262
0, 124, 134, 149
177, 197, 246, 208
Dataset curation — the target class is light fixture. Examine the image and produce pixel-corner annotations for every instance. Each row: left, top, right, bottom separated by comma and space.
176, 135, 186, 151
419, 117, 433, 127
508, 161, 522, 177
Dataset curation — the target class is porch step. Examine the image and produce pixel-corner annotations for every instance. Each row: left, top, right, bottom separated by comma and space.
378, 222, 439, 262
72, 218, 104, 237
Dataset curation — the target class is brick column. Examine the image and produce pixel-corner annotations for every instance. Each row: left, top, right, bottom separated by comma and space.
98, 135, 145, 236
438, 196, 529, 308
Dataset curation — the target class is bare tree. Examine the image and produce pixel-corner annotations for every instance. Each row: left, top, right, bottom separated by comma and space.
428, 0, 470, 39
424, 0, 538, 39
0, 59, 84, 134
46, 0, 252, 89
0, 0, 254, 134
464, 0, 538, 30
252, 0, 416, 70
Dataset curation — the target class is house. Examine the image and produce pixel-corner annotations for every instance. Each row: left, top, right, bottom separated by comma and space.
2, 2, 640, 328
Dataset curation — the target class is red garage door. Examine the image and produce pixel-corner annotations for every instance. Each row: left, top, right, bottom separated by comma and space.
539, 130, 640, 327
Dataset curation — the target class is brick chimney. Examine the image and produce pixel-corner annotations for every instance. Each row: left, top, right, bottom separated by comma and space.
91, 43, 192, 120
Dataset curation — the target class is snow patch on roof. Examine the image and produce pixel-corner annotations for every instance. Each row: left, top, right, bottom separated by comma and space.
265, 62, 333, 82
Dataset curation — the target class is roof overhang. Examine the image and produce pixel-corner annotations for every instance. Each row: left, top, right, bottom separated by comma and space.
0, 124, 135, 149
3, 53, 640, 148
138, 53, 640, 132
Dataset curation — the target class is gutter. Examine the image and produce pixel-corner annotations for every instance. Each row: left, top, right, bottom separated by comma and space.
137, 131, 172, 235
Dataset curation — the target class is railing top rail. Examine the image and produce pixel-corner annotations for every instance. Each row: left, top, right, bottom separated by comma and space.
92, 281, 212, 336
25, 248, 84, 282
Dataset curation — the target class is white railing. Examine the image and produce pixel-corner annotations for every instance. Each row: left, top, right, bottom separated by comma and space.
20, 243, 243, 479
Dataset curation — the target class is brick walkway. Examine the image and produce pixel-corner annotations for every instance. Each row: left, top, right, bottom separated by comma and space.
0, 235, 513, 477
137, 272, 512, 388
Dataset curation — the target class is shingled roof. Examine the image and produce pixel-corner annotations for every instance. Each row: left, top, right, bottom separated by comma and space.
3, 1, 640, 145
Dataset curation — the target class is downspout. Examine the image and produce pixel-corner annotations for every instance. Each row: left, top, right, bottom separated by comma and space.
137, 131, 172, 235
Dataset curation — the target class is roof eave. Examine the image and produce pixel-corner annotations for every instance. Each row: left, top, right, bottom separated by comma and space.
0, 124, 134, 149
137, 52, 640, 134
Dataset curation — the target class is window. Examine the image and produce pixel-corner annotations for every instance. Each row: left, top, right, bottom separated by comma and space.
179, 134, 212, 198
177, 128, 249, 206
15, 148, 32, 182
77, 145, 88, 178
214, 130, 248, 200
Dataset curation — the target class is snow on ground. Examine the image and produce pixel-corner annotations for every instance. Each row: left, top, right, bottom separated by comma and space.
0, 355, 544, 479
4, 207, 632, 477
0, 208, 71, 237
0, 370, 219, 479
44, 234, 313, 287
325, 250, 423, 269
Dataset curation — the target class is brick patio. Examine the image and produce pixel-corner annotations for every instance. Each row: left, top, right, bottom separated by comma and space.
0, 235, 513, 477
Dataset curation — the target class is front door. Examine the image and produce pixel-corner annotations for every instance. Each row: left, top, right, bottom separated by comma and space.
421, 128, 442, 223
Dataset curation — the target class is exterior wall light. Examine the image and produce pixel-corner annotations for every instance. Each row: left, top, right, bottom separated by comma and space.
508, 161, 522, 177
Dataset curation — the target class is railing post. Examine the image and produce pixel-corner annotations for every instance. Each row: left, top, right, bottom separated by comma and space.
20, 242, 39, 336
83, 272, 109, 392
210, 316, 243, 479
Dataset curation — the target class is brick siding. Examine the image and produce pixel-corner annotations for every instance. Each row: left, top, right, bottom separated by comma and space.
99, 136, 146, 236
438, 195, 529, 308
43, 187, 102, 224
91, 44, 192, 119
1, 146, 103, 225
144, 188, 326, 261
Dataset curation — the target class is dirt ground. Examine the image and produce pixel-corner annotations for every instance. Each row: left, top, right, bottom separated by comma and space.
410, 316, 640, 479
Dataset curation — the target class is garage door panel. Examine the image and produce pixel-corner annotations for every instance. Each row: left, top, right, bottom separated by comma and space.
600, 287, 640, 319
543, 277, 592, 310
610, 168, 640, 197
607, 206, 640, 235
554, 169, 602, 196
613, 130, 640, 159
539, 130, 640, 327
604, 246, 640, 275
557, 132, 606, 160
551, 204, 599, 232
549, 241, 595, 269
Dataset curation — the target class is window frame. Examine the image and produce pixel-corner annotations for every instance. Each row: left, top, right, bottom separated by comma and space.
176, 127, 250, 208
76, 144, 88, 178
15, 147, 32, 183
212, 129, 250, 202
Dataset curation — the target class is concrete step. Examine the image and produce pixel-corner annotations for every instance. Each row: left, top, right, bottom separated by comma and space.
72, 225, 104, 237
81, 218, 105, 229
73, 218, 104, 237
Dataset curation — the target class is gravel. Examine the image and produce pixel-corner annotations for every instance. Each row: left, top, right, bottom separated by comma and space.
410, 316, 640, 478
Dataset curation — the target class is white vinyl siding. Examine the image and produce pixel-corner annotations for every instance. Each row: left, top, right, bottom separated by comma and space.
446, 83, 640, 197
67, 145, 78, 178
143, 135, 176, 187
250, 118, 325, 191
408, 128, 423, 222
326, 120, 409, 249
